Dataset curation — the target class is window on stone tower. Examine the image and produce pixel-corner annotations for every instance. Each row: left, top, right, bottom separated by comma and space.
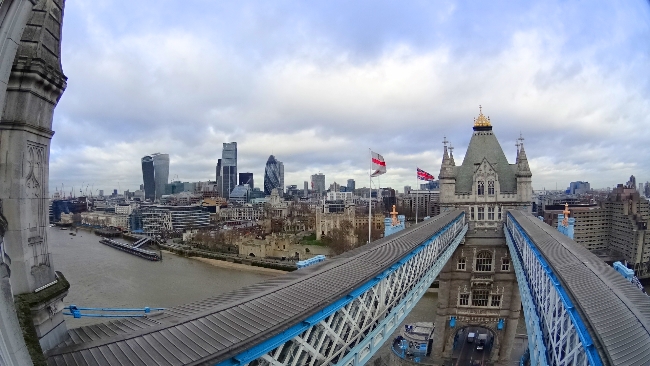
501, 258, 510, 271
488, 206, 495, 220
457, 257, 466, 270
490, 294, 502, 307
472, 289, 489, 306
470, 207, 475, 220
476, 251, 492, 272
498, 206, 502, 220
488, 180, 495, 195
477, 207, 484, 220
477, 181, 485, 195
459, 293, 469, 306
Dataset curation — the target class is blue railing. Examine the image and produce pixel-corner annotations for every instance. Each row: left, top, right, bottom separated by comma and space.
217, 212, 465, 366
507, 212, 602, 366
296, 254, 326, 269
63, 305, 165, 318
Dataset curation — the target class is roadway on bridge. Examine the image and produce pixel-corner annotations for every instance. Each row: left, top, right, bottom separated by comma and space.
453, 327, 492, 366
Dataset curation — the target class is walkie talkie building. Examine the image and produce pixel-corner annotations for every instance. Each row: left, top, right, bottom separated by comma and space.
141, 156, 155, 201
152, 153, 169, 200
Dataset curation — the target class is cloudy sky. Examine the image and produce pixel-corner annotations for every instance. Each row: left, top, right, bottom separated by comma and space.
50, 0, 650, 195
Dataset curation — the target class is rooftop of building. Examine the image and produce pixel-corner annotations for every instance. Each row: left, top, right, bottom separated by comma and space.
453, 108, 518, 194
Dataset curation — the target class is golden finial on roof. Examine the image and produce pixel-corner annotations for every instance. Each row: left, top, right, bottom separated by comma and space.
473, 105, 491, 127
390, 205, 400, 226
562, 203, 570, 226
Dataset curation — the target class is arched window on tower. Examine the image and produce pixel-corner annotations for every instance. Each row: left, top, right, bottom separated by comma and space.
470, 207, 475, 220
488, 180, 495, 195
476, 250, 493, 272
477, 181, 485, 195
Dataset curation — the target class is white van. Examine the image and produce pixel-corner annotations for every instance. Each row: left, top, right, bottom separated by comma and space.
466, 332, 476, 343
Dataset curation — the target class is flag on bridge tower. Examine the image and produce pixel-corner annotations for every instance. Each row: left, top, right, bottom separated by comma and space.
370, 151, 386, 177
417, 168, 435, 181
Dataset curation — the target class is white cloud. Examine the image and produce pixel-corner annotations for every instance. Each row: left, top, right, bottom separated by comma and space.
51, 0, 650, 193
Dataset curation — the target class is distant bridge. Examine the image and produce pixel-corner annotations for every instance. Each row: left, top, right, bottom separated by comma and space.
44, 210, 650, 365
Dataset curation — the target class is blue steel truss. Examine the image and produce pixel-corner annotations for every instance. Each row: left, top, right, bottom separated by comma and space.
505, 212, 602, 366
218, 214, 467, 366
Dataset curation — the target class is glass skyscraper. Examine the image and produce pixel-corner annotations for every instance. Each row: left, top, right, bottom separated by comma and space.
221, 142, 237, 199
311, 173, 325, 195
278, 161, 284, 194
347, 179, 355, 192
141, 156, 155, 201
264, 155, 282, 195
152, 153, 169, 200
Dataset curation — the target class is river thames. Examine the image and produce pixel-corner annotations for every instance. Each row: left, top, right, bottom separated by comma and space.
48, 227, 277, 328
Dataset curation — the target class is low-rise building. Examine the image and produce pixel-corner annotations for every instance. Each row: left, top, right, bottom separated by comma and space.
219, 205, 263, 221
140, 205, 210, 237
81, 212, 129, 230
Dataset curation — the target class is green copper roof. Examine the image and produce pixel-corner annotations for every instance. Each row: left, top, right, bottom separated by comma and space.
455, 128, 517, 194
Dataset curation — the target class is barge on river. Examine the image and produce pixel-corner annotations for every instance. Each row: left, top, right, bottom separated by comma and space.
98, 238, 161, 261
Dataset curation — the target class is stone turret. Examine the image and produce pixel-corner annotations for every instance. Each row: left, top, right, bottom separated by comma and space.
516, 144, 532, 203
0, 0, 69, 353
439, 138, 456, 206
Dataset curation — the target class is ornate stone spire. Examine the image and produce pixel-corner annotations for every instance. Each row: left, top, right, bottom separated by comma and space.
439, 136, 455, 179
449, 143, 456, 166
515, 133, 524, 164
516, 143, 532, 177
441, 136, 450, 164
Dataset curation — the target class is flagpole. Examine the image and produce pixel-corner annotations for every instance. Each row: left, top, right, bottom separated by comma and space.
368, 148, 372, 244
415, 169, 419, 224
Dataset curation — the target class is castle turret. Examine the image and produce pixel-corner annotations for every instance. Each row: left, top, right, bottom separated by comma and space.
516, 143, 532, 203
439, 137, 456, 206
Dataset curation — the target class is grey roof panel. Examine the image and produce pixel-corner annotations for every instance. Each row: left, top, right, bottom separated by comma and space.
510, 210, 650, 366
455, 129, 517, 194
46, 210, 464, 365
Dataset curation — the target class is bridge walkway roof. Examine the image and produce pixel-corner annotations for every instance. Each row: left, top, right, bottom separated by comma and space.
510, 210, 650, 366
46, 210, 463, 365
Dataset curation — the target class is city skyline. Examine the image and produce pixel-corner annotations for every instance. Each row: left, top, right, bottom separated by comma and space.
49, 1, 650, 193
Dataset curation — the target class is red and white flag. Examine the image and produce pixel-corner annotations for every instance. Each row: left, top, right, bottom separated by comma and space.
371, 151, 386, 177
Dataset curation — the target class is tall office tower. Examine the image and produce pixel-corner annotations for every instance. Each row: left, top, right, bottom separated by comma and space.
304, 181, 309, 197
141, 156, 155, 201
221, 142, 237, 199
627, 175, 637, 188
311, 173, 326, 195
239, 172, 254, 189
216, 158, 222, 189
278, 161, 285, 194
264, 155, 282, 195
151, 153, 170, 200
347, 179, 355, 192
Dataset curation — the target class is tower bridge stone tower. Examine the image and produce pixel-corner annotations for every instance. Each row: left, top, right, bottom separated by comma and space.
432, 108, 532, 365
0, 0, 68, 362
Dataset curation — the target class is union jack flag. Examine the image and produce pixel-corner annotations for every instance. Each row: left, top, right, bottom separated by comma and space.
417, 168, 435, 181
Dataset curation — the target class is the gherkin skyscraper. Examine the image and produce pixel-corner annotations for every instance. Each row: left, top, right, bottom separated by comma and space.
264, 155, 282, 195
